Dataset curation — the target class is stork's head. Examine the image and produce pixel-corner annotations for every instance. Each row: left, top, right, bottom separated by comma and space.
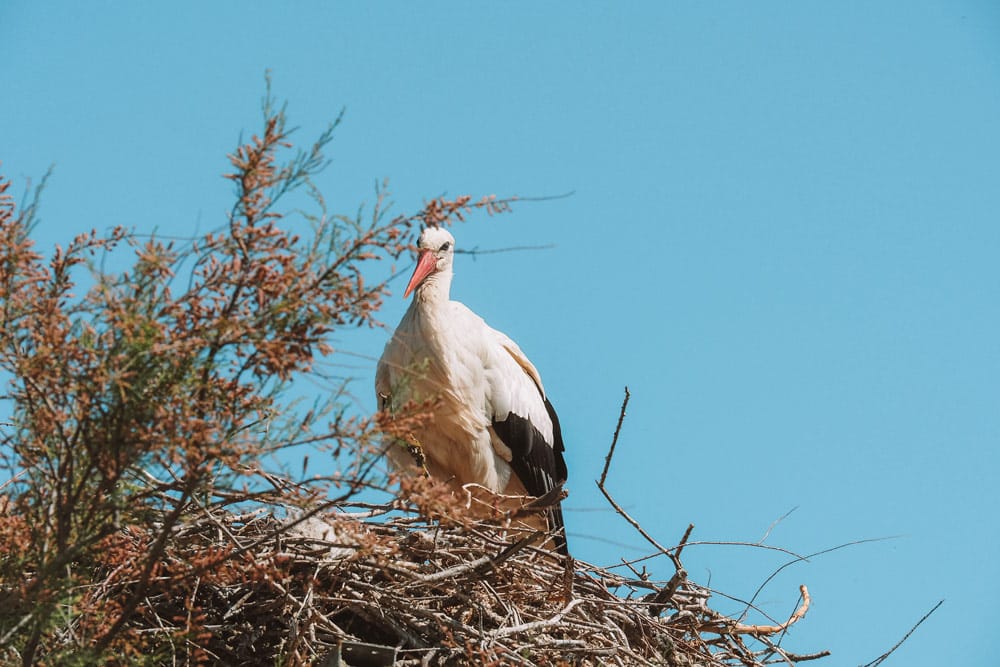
404, 226, 455, 298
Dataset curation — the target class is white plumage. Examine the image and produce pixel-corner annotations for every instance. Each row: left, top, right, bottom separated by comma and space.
376, 227, 568, 553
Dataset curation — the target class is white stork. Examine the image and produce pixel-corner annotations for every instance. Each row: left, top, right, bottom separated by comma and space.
376, 226, 568, 554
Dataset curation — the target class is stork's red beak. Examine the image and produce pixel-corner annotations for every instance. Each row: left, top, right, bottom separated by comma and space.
404, 250, 438, 298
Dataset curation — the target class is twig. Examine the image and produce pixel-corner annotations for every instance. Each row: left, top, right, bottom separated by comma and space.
413, 554, 493, 583
489, 599, 583, 638
780, 649, 833, 662
0, 611, 36, 647
860, 600, 944, 667
596, 388, 683, 570
729, 585, 812, 635
644, 567, 688, 618
759, 507, 798, 544
456, 244, 556, 256
598, 387, 630, 487
674, 523, 694, 560
737, 536, 897, 625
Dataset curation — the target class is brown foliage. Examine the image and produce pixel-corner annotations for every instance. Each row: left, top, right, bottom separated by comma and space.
0, 90, 470, 664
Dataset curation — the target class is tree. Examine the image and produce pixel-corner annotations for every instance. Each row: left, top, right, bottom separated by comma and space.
0, 88, 434, 664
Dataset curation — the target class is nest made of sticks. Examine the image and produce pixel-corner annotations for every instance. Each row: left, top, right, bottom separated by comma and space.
84, 497, 829, 667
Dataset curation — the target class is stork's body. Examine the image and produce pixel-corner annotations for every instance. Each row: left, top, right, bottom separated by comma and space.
376, 227, 568, 554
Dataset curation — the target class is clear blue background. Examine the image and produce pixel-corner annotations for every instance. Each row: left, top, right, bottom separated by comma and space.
3, 3, 998, 664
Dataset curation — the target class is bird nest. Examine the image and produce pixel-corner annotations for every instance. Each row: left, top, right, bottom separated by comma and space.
84, 493, 829, 667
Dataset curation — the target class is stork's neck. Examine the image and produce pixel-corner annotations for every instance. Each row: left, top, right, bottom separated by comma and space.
414, 269, 453, 307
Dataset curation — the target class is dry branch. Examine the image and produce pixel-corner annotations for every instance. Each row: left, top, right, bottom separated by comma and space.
729, 585, 810, 635
860, 599, 943, 667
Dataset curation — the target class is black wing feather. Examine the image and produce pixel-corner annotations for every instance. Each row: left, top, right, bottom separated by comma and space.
491, 398, 569, 555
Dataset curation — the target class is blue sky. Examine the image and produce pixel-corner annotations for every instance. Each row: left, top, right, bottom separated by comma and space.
3, 2, 999, 664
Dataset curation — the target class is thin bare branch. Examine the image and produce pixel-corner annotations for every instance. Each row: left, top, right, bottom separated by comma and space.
861, 600, 944, 667
729, 585, 811, 635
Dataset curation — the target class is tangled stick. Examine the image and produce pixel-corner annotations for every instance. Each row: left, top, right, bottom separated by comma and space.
729, 585, 810, 635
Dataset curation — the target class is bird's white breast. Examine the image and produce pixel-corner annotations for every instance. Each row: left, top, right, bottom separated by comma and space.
377, 299, 553, 492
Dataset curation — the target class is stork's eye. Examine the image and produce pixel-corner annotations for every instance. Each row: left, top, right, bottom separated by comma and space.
440, 241, 451, 251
